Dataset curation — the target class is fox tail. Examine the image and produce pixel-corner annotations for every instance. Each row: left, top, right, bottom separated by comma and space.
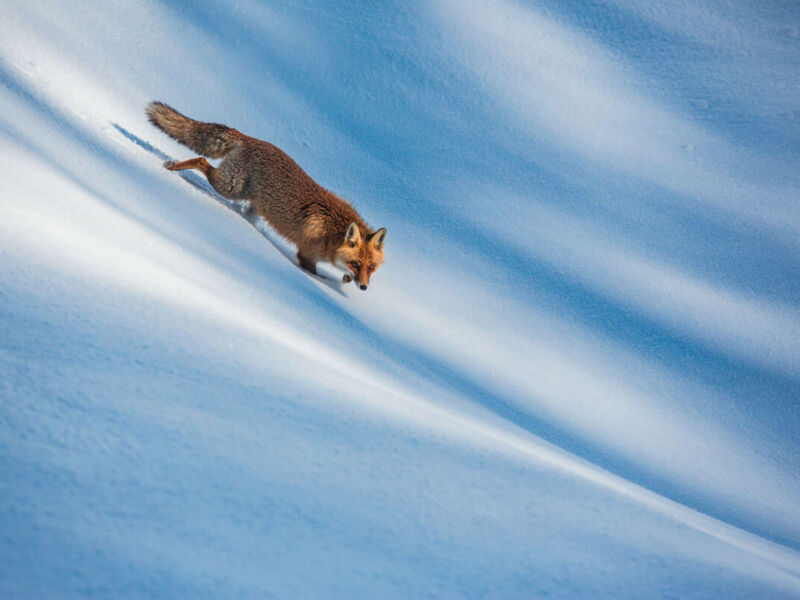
146, 101, 241, 158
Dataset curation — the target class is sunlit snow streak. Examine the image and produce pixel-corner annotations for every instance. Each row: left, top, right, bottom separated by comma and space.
457, 189, 800, 376
431, 0, 800, 237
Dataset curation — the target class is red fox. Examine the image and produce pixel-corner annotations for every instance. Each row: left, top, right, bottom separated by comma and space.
146, 101, 386, 290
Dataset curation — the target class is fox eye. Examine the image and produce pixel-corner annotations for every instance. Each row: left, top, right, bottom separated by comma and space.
349, 261, 361, 271
368, 263, 376, 273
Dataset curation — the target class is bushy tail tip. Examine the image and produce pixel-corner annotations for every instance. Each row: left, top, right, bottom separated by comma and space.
146, 101, 239, 158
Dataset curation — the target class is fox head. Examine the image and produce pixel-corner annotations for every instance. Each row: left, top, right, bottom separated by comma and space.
336, 222, 386, 291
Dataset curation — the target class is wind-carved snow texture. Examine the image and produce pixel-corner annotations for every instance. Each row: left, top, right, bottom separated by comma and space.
1, 0, 799, 598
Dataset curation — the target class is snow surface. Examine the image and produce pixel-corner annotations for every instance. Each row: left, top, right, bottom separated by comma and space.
1, 0, 799, 597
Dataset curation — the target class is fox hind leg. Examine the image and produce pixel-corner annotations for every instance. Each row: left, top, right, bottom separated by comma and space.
164, 152, 248, 203
164, 157, 212, 177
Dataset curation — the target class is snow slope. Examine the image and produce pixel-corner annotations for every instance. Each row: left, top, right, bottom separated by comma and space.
1, 0, 799, 597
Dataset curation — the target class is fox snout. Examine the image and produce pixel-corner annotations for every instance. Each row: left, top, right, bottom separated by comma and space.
340, 273, 370, 290
349, 265, 373, 290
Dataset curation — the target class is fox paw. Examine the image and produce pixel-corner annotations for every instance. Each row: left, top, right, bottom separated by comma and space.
342, 274, 353, 284
163, 160, 176, 170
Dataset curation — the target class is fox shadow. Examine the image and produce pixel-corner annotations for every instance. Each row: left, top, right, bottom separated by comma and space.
112, 123, 347, 297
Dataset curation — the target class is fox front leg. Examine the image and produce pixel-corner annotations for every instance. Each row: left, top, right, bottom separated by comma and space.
296, 252, 317, 276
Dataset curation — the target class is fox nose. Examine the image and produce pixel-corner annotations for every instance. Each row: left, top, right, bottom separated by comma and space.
360, 284, 368, 290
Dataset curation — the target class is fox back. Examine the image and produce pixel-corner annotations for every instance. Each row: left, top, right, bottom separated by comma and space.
147, 102, 386, 289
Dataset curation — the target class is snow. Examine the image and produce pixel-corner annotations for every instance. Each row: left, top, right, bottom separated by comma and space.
1, 0, 799, 597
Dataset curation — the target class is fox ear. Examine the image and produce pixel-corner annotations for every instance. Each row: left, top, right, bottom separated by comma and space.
345, 222, 361, 247
370, 227, 387, 251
